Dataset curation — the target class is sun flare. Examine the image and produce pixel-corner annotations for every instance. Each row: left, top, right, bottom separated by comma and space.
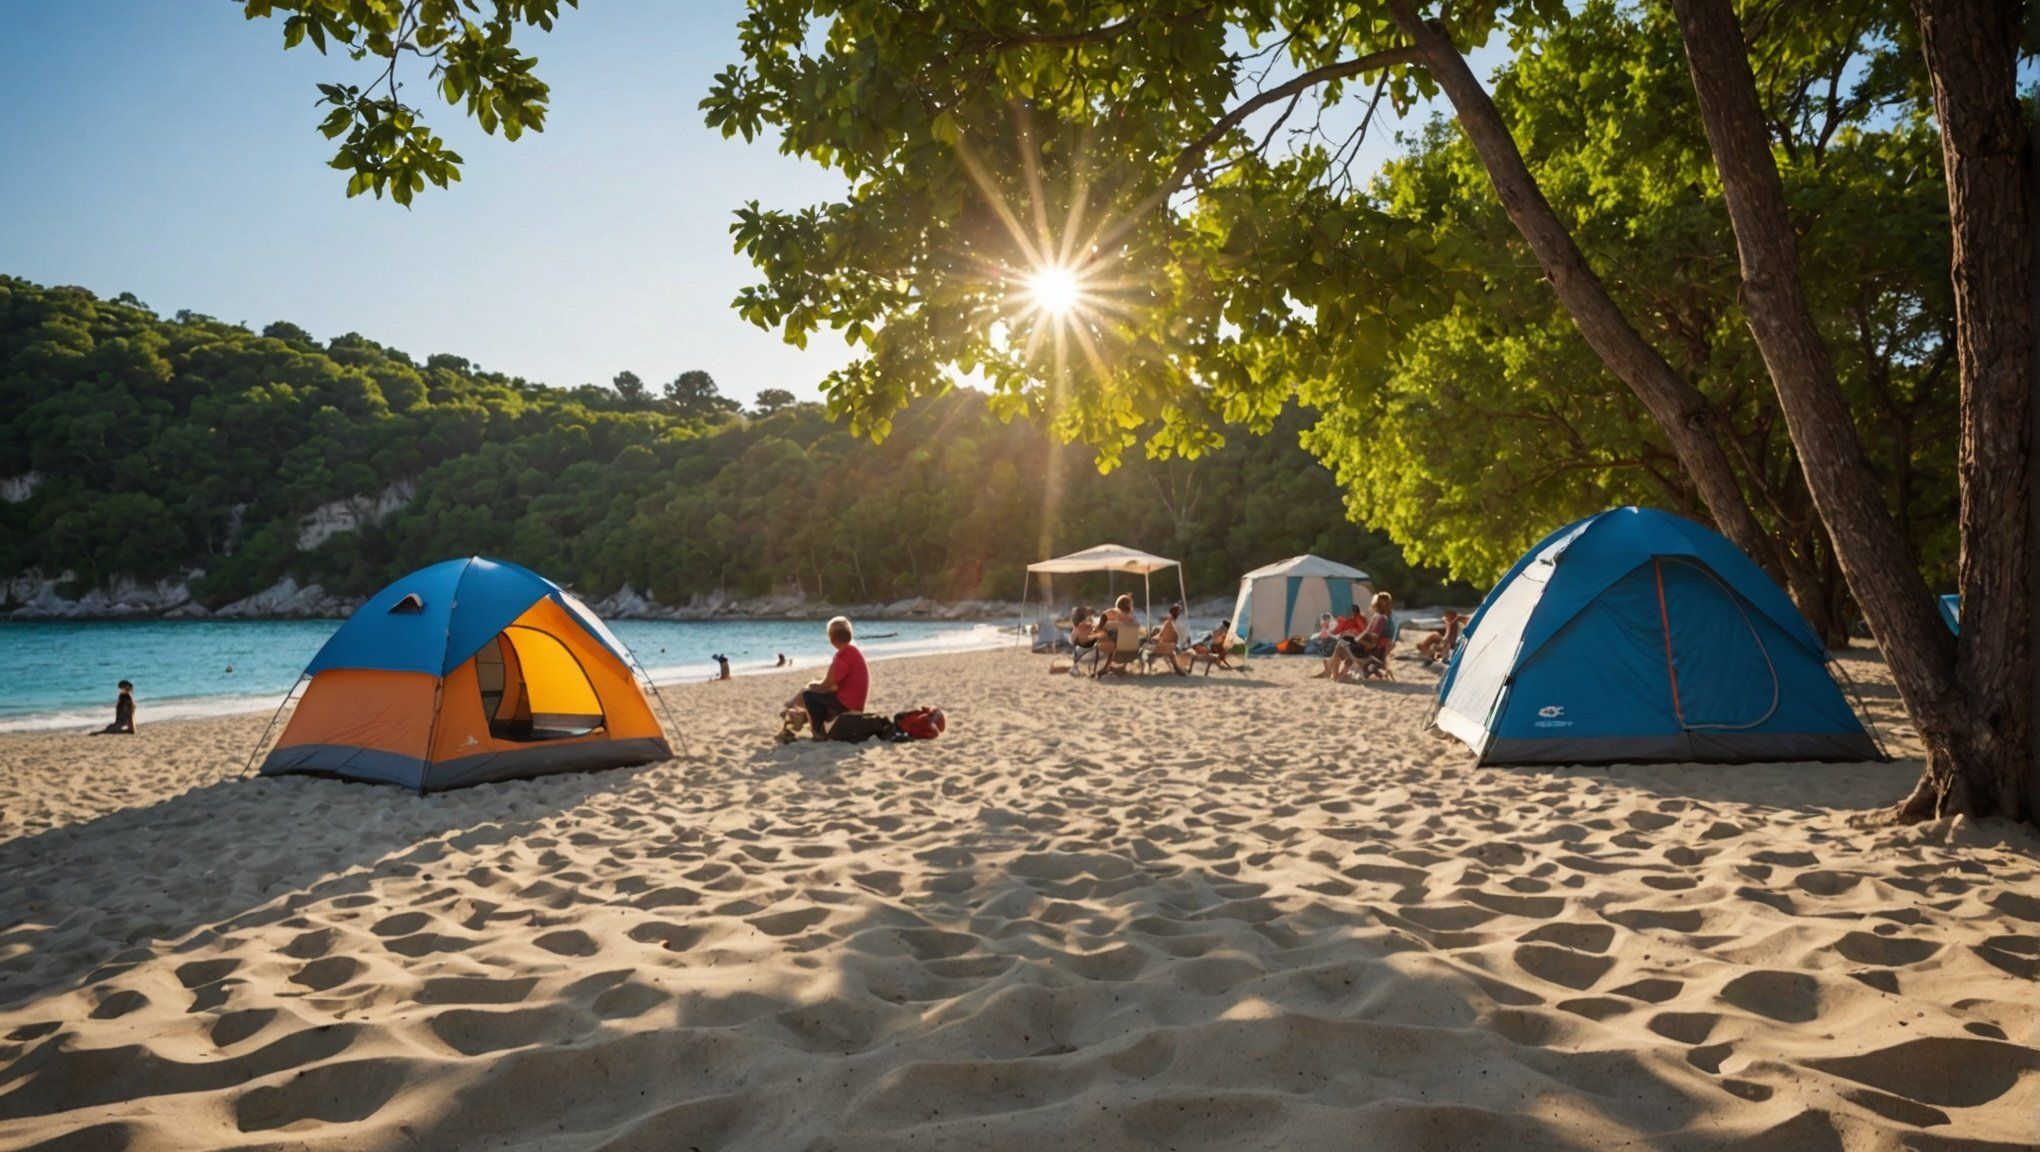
1027, 264, 1085, 318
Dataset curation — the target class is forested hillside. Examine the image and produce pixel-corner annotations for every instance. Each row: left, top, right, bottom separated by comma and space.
0, 275, 1465, 612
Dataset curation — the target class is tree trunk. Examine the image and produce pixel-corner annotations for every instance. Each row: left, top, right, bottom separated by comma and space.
1910, 0, 2038, 820
1382, 3, 1801, 609
1664, 0, 2016, 820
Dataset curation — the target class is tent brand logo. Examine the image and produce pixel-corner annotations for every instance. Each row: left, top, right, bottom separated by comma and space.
1534, 704, 1573, 729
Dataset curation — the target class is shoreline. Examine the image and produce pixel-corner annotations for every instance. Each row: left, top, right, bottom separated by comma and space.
0, 622, 1015, 734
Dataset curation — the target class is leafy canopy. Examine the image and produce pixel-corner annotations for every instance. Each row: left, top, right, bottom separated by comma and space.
241, 0, 577, 205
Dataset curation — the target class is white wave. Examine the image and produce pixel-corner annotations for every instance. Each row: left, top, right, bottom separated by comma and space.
0, 690, 290, 733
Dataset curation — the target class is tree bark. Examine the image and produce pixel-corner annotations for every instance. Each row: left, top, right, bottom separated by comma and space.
1910, 0, 2038, 820
1664, 0, 2015, 819
1381, 2, 1824, 634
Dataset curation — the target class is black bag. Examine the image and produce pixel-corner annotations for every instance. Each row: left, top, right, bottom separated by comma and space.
826, 711, 896, 743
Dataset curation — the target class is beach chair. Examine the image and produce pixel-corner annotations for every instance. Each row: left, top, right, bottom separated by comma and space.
1094, 621, 1147, 678
1186, 623, 1241, 676
1338, 621, 1400, 682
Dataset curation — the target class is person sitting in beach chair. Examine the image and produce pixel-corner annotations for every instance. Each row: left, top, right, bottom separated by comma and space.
1303, 612, 1339, 656
1067, 607, 1104, 677
778, 616, 867, 741
1093, 596, 1146, 678
1092, 595, 1137, 667
1415, 611, 1466, 663
1316, 593, 1397, 681
1145, 602, 1191, 675
1186, 621, 1240, 675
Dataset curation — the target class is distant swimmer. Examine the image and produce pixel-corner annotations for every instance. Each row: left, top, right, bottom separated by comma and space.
713, 654, 732, 681
225, 664, 234, 674
92, 680, 136, 735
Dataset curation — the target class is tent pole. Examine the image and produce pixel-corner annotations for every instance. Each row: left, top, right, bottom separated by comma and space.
242, 674, 306, 778
1019, 570, 1031, 651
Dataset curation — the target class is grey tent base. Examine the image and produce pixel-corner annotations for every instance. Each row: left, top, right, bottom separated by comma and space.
1480, 730, 1882, 766
261, 736, 672, 793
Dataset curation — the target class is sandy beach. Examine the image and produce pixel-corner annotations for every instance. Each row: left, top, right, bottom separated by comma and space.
1, 646, 2035, 1151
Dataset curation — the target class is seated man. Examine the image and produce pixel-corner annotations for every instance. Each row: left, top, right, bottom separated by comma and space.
780, 616, 867, 740
1068, 607, 1102, 676
1415, 611, 1466, 663
1149, 601, 1191, 673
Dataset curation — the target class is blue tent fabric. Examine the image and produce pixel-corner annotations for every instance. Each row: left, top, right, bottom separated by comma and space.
303, 557, 627, 676
1326, 578, 1355, 619
1938, 594, 1961, 634
1434, 508, 1878, 765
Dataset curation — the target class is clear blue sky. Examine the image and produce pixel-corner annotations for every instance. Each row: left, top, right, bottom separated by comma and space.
0, 2, 857, 402
0, 4, 1469, 404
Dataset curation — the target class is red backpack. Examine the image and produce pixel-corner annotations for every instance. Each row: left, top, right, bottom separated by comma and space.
893, 707, 946, 740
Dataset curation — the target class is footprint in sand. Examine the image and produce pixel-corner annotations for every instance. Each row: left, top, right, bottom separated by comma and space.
289, 956, 360, 993
1831, 930, 1940, 967
629, 921, 707, 953
852, 870, 903, 897
1519, 922, 1615, 954
1718, 969, 1820, 1024
533, 929, 601, 957
1807, 1036, 2040, 1109
233, 1059, 405, 1133
88, 989, 148, 1020
1973, 934, 2039, 980
1647, 1010, 1719, 1045
415, 976, 538, 1006
1513, 943, 1614, 991
749, 906, 831, 937
210, 1008, 276, 1048
1609, 977, 1683, 1004
1793, 870, 1863, 897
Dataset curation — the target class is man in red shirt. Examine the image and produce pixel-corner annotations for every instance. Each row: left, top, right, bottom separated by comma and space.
1332, 606, 1367, 636
786, 616, 867, 739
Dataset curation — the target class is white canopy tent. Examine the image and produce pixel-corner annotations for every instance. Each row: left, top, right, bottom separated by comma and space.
1022, 544, 1187, 642
1230, 554, 1373, 647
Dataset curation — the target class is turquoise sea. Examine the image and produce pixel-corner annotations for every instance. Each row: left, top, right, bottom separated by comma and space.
0, 618, 1010, 731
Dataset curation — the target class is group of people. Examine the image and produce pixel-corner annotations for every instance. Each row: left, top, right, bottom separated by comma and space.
1305, 595, 1466, 681
1065, 595, 1225, 676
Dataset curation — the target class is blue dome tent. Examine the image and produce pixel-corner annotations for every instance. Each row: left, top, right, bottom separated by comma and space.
1433, 508, 1879, 765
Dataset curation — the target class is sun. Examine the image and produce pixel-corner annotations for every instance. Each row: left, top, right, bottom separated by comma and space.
1027, 264, 1085, 318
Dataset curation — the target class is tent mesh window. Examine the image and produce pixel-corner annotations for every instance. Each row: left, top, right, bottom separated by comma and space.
475, 629, 605, 742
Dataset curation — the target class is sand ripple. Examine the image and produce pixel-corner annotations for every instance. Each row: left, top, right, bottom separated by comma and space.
0, 647, 2036, 1150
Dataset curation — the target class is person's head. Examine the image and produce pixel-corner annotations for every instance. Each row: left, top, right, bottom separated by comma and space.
1169, 601, 1183, 619
1372, 591, 1393, 615
1445, 610, 1464, 625
1344, 604, 1365, 620
1318, 612, 1333, 627
1073, 606, 1090, 625
1115, 594, 1133, 614
117, 680, 132, 693
827, 616, 854, 648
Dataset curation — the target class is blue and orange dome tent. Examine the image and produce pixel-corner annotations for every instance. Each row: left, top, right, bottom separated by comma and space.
257, 557, 672, 792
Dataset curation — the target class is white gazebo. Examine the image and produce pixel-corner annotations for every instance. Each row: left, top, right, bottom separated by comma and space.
1022, 544, 1187, 638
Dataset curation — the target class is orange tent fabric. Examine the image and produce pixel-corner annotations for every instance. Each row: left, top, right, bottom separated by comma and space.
261, 558, 671, 792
